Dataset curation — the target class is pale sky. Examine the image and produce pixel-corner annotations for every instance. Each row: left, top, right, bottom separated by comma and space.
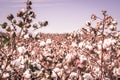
0, 0, 120, 33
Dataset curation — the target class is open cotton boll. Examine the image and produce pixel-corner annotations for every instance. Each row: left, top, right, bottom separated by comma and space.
23, 69, 31, 79
85, 45, 93, 50
46, 38, 52, 44
24, 33, 30, 39
83, 73, 93, 80
2, 73, 10, 78
65, 53, 73, 64
78, 42, 84, 48
17, 46, 26, 54
69, 72, 78, 78
103, 38, 116, 49
71, 42, 77, 47
39, 41, 46, 47
53, 68, 63, 77
79, 55, 87, 63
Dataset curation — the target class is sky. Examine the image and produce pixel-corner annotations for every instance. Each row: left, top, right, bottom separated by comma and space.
0, 0, 120, 33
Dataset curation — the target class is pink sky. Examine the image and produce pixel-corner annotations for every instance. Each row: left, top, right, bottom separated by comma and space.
0, 0, 120, 33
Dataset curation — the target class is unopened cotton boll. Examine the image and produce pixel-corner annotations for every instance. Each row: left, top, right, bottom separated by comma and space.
86, 21, 91, 26
39, 41, 46, 47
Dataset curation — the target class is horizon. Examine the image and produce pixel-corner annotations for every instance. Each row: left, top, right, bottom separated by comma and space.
0, 0, 120, 33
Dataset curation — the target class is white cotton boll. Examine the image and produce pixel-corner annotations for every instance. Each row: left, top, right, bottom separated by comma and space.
83, 73, 93, 80
2, 73, 10, 78
113, 67, 120, 76
97, 44, 102, 50
39, 41, 46, 47
51, 71, 57, 78
21, 8, 26, 13
71, 42, 77, 47
85, 45, 93, 50
6, 65, 12, 71
23, 69, 31, 79
19, 64, 25, 69
65, 53, 73, 64
78, 42, 84, 48
31, 51, 36, 56
24, 34, 30, 39
93, 66, 101, 76
1, 65, 5, 69
79, 55, 87, 63
12, 56, 24, 66
69, 72, 78, 78
36, 63, 42, 70
112, 20, 117, 26
17, 46, 26, 54
103, 38, 116, 49
109, 25, 116, 30
53, 68, 63, 77
46, 39, 52, 44
32, 30, 39, 38
53, 68, 61, 73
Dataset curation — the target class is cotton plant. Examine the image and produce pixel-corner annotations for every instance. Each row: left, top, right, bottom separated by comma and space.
0, 0, 48, 48
77, 10, 120, 79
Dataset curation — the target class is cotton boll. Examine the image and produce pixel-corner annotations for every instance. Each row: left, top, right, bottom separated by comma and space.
97, 44, 102, 50
23, 69, 31, 79
113, 67, 120, 76
51, 71, 57, 78
2, 73, 10, 78
24, 33, 30, 39
17, 46, 26, 54
109, 25, 116, 31
93, 66, 101, 77
83, 73, 93, 80
71, 42, 77, 47
85, 45, 93, 50
65, 53, 73, 64
86, 21, 91, 26
31, 51, 36, 56
46, 39, 52, 44
39, 41, 46, 47
69, 72, 78, 78
78, 42, 84, 48
53, 68, 63, 77
79, 55, 87, 63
